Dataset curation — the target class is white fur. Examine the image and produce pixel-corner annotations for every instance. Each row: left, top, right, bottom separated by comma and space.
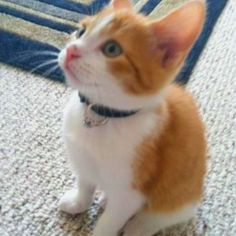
60, 92, 163, 236
123, 203, 198, 236
91, 13, 114, 35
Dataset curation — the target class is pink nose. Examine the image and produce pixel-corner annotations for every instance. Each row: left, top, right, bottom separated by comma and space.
65, 45, 80, 68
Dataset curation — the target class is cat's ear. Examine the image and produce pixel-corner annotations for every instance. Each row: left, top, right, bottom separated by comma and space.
150, 0, 205, 67
110, 0, 132, 9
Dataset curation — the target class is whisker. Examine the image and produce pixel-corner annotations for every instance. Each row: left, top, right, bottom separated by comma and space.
42, 64, 59, 78
89, 1, 92, 15
36, 51, 59, 57
29, 59, 58, 74
91, 0, 99, 16
85, 5, 90, 16
7, 50, 59, 64
94, 1, 99, 15
7, 52, 38, 64
15, 49, 59, 57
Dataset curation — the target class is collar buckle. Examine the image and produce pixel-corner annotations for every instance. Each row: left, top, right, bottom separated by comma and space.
84, 103, 109, 128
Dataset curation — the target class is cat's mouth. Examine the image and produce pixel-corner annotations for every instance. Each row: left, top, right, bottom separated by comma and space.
64, 65, 99, 88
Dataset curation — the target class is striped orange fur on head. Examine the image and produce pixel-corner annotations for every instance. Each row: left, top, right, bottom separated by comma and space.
110, 0, 132, 9
81, 0, 205, 95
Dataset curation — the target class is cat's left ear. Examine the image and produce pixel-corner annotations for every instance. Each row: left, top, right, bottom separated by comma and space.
150, 0, 206, 67
110, 0, 132, 9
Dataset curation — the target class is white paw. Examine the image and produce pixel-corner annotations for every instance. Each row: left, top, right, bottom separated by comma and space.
123, 227, 148, 236
92, 230, 117, 236
122, 215, 150, 236
59, 189, 90, 215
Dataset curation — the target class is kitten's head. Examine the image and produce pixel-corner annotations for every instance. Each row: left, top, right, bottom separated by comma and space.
58, 0, 205, 110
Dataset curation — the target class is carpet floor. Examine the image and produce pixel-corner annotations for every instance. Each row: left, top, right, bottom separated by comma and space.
0, 0, 235, 235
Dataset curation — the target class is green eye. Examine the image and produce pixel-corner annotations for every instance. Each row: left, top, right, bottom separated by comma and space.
102, 40, 123, 58
75, 27, 86, 38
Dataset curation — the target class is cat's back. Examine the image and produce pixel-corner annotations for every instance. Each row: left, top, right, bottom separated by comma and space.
134, 84, 206, 212
165, 84, 205, 147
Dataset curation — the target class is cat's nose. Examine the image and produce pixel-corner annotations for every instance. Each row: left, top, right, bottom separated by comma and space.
65, 45, 80, 68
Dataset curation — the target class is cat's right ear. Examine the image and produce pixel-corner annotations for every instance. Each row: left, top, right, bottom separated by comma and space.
110, 0, 132, 9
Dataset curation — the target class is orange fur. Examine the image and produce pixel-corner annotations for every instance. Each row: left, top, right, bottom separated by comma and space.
133, 84, 206, 212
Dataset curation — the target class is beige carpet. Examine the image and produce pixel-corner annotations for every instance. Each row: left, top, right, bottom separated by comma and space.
0, 0, 235, 235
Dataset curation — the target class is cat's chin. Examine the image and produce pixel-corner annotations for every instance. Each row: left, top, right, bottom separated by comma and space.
62, 72, 80, 90
66, 77, 86, 89
65, 73, 98, 90
64, 69, 87, 88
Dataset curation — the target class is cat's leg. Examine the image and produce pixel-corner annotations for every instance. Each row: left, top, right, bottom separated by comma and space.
59, 144, 96, 214
92, 190, 144, 236
123, 203, 198, 236
59, 176, 96, 214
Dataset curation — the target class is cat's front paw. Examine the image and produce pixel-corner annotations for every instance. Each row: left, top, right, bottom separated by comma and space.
92, 231, 117, 236
122, 225, 148, 236
122, 215, 150, 236
59, 189, 90, 215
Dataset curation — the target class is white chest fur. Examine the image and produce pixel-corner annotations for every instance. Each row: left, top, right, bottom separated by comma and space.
63, 91, 161, 193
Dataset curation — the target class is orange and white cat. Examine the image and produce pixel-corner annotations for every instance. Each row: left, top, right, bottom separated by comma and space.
58, 0, 206, 235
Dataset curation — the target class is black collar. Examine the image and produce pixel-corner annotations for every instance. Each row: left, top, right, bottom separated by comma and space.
79, 92, 139, 118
